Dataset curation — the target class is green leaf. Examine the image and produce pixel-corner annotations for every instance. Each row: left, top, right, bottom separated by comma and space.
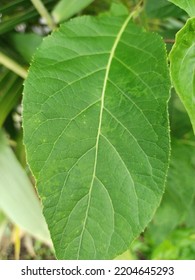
147, 140, 195, 244
9, 33, 43, 63
151, 228, 195, 260
0, 0, 56, 35
107, 2, 129, 17
23, 14, 170, 259
0, 130, 52, 245
0, 211, 7, 243
0, 68, 23, 127
169, 0, 195, 17
114, 249, 132, 260
169, 92, 193, 139
52, 0, 94, 23
185, 198, 195, 228
145, 0, 185, 18
170, 18, 195, 134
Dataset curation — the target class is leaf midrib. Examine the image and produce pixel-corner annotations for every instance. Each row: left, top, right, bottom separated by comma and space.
76, 14, 133, 259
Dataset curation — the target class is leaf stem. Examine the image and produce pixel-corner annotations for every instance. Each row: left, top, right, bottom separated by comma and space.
30, 0, 56, 30
131, 0, 144, 19
0, 52, 27, 79
13, 225, 21, 260
164, 39, 175, 44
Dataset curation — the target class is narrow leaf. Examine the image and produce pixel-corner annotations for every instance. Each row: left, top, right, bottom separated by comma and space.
0, 69, 23, 127
169, 0, 195, 17
0, 211, 7, 243
0, 130, 51, 245
23, 14, 171, 259
170, 18, 195, 134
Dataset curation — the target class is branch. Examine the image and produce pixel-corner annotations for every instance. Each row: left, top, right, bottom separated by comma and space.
31, 0, 56, 31
0, 52, 27, 79
164, 39, 175, 44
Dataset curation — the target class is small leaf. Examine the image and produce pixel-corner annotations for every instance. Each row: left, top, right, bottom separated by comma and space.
52, 0, 94, 23
170, 18, 195, 134
0, 130, 51, 245
169, 0, 195, 17
23, 14, 171, 259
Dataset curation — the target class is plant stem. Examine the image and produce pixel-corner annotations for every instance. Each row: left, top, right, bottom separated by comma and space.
164, 39, 175, 44
0, 52, 27, 79
13, 226, 21, 260
30, 0, 56, 30
131, 0, 144, 19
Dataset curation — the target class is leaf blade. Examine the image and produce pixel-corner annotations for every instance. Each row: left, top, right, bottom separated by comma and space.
0, 130, 51, 245
23, 15, 171, 259
170, 18, 195, 134
147, 139, 195, 244
52, 0, 94, 23
169, 0, 195, 17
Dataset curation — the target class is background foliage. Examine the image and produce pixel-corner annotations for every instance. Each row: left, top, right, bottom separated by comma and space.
0, 0, 194, 259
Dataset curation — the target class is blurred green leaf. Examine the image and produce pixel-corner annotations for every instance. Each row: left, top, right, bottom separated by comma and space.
169, 92, 193, 139
115, 249, 133, 260
151, 228, 195, 260
0, 211, 6, 223
0, 68, 23, 127
0, 211, 7, 242
106, 2, 129, 16
0, 0, 27, 13
147, 140, 195, 244
9, 33, 43, 63
152, 239, 179, 259
0, 0, 56, 35
169, 0, 195, 17
0, 130, 52, 245
52, 0, 94, 22
170, 18, 195, 134
185, 198, 195, 229
145, 0, 185, 18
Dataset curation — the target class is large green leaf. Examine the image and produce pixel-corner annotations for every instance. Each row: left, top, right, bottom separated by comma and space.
23, 14, 170, 259
147, 140, 195, 244
169, 0, 195, 17
170, 18, 195, 134
0, 130, 51, 245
